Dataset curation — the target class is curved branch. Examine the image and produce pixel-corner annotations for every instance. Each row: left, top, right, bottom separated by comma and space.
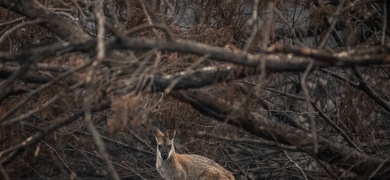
126, 24, 174, 41
0, 0, 90, 43
171, 89, 390, 179
352, 66, 390, 113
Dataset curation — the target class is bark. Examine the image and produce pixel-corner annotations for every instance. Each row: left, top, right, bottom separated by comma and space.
171, 90, 390, 179
0, 0, 90, 43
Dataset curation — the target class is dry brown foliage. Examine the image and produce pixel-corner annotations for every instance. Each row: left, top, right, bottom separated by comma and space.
0, 0, 389, 179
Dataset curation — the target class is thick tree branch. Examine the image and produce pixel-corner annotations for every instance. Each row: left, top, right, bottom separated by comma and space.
114, 64, 257, 94
0, 0, 90, 43
112, 37, 390, 68
1, 35, 388, 68
171, 89, 390, 179
271, 44, 390, 66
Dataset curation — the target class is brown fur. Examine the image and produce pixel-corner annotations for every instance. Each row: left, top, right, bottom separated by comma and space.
152, 127, 234, 180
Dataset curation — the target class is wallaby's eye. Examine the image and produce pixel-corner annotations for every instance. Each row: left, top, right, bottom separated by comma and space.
167, 145, 172, 148
158, 145, 162, 149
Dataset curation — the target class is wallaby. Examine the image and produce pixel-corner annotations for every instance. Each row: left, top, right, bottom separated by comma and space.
152, 127, 234, 180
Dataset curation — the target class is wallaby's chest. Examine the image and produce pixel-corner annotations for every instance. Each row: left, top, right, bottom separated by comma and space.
156, 160, 187, 180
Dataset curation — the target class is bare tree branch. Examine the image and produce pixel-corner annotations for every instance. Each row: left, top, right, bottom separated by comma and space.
352, 66, 390, 113
0, 100, 110, 165
0, 0, 90, 43
171, 89, 390, 178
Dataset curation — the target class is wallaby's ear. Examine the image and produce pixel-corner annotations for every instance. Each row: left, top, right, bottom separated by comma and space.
152, 127, 164, 138
166, 130, 176, 140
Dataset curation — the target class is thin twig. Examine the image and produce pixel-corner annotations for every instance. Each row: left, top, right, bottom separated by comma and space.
0, 19, 44, 45
284, 150, 308, 180
131, 131, 155, 152
243, 0, 259, 52
352, 66, 390, 113
77, 131, 153, 155
189, 131, 301, 152
311, 102, 361, 152
0, 17, 25, 27
82, 3, 120, 180
300, 60, 318, 153
381, 0, 387, 46
112, 160, 148, 180
317, 0, 345, 48
319, 68, 359, 87
41, 141, 73, 174
314, 157, 339, 179
368, 157, 390, 179
260, 2, 275, 49
0, 61, 91, 123
1, 82, 83, 126
0, 101, 110, 164
0, 162, 10, 180
126, 24, 174, 41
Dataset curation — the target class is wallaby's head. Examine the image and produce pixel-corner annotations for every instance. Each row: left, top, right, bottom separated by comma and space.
152, 127, 176, 160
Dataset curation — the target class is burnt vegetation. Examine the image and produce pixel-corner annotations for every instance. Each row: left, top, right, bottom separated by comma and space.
0, 0, 389, 179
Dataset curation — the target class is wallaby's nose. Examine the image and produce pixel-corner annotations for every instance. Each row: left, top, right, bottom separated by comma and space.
161, 152, 168, 159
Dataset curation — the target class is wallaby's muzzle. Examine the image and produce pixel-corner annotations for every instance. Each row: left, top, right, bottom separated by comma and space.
161, 152, 169, 159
